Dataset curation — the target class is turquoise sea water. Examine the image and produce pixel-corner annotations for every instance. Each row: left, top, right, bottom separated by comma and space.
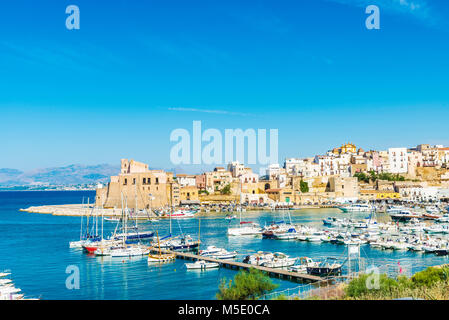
1, 191, 448, 300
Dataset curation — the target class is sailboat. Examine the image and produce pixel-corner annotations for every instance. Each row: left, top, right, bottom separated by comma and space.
152, 205, 200, 251
228, 209, 262, 236
148, 231, 176, 263
112, 192, 154, 243
185, 219, 219, 270
70, 198, 102, 249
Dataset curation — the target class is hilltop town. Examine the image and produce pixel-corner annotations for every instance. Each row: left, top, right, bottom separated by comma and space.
95, 143, 449, 210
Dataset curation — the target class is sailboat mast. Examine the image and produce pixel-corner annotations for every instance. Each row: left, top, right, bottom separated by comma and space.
134, 183, 139, 234
95, 200, 98, 237
124, 196, 128, 246
169, 182, 173, 236
80, 197, 84, 241
198, 218, 201, 249
157, 230, 161, 256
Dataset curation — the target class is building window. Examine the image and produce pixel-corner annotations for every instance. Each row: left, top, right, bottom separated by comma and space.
143, 178, 147, 184
156, 178, 159, 184
124, 178, 127, 185
133, 178, 136, 185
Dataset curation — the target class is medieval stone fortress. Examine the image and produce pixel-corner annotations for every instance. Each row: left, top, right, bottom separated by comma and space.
94, 143, 449, 211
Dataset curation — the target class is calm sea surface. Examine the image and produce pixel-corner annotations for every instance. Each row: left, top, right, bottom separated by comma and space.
1, 191, 448, 300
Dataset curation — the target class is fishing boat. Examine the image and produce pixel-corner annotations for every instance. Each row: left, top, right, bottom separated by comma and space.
185, 260, 219, 270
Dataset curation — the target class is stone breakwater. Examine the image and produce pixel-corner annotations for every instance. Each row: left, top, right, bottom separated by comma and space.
19, 204, 334, 217
19, 204, 122, 217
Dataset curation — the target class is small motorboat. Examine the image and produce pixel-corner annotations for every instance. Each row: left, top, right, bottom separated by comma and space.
185, 260, 219, 270
225, 215, 237, 221
306, 257, 342, 277
262, 252, 297, 268
288, 257, 319, 273
199, 246, 237, 259
243, 252, 274, 266
104, 217, 121, 222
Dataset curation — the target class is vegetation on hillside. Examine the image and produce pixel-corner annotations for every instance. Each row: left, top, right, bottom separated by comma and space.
220, 184, 231, 195
342, 266, 449, 300
216, 268, 278, 300
300, 180, 309, 193
354, 170, 406, 183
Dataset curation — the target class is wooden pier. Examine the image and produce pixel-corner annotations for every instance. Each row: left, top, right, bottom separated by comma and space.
159, 250, 323, 283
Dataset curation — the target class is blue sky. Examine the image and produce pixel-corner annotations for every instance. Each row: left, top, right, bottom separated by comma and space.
1, 0, 449, 171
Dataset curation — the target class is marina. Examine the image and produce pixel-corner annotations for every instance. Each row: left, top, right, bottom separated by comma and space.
2, 191, 449, 299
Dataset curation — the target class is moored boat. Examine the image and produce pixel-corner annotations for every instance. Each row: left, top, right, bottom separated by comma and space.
185, 260, 219, 270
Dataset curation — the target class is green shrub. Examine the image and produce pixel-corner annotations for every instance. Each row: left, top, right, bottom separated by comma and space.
220, 184, 231, 195
345, 273, 401, 298
216, 268, 278, 300
300, 180, 309, 193
411, 267, 449, 287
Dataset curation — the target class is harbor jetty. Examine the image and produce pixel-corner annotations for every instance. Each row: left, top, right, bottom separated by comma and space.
20, 204, 123, 217
19, 203, 338, 217
155, 249, 323, 284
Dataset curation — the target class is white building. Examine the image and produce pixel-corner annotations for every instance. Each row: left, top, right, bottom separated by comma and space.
176, 174, 197, 188
284, 158, 302, 175
239, 172, 259, 184
388, 148, 408, 174
400, 187, 440, 202
266, 163, 281, 179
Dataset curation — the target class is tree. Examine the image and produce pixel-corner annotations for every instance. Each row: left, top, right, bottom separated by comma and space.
216, 268, 278, 300
221, 184, 231, 195
300, 180, 309, 193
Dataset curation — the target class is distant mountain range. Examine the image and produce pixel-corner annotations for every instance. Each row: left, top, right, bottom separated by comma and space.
0, 164, 120, 186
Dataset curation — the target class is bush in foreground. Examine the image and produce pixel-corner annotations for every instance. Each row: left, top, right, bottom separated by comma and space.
343, 266, 449, 300
216, 268, 278, 300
